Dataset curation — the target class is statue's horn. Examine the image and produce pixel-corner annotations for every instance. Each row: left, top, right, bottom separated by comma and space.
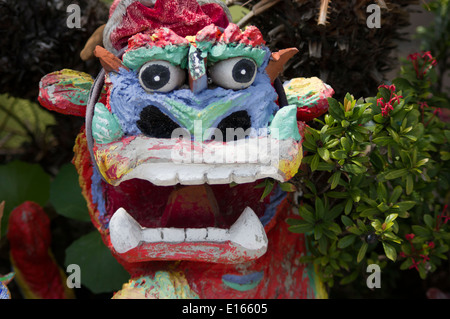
265, 48, 299, 83
80, 24, 106, 61
93, 45, 127, 73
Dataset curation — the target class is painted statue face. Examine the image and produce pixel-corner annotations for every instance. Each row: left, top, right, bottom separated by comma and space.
38, 0, 334, 297
89, 24, 304, 264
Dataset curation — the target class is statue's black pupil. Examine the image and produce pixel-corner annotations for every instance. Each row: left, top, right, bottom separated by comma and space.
141, 64, 170, 90
232, 59, 255, 83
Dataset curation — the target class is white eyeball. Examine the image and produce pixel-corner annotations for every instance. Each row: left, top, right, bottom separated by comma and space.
139, 60, 186, 93
209, 57, 257, 90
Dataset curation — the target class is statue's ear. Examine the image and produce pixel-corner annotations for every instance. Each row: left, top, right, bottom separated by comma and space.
265, 48, 298, 83
94, 46, 128, 73
38, 69, 95, 117
284, 77, 335, 121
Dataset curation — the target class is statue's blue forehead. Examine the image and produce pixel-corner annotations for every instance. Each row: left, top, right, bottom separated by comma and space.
108, 54, 278, 136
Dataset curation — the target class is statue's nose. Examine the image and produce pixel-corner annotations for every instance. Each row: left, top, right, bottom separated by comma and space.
188, 48, 208, 94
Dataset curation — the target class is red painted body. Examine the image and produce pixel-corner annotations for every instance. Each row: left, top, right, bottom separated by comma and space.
7, 202, 74, 299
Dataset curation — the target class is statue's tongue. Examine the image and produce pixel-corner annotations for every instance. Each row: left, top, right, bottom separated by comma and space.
160, 185, 219, 228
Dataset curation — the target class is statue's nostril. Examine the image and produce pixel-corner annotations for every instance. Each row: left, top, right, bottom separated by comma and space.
215, 111, 252, 142
137, 106, 181, 138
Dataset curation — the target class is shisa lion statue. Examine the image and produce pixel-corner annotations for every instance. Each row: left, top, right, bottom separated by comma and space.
39, 0, 333, 299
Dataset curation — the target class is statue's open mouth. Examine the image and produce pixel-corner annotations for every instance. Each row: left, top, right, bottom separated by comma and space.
92, 134, 302, 264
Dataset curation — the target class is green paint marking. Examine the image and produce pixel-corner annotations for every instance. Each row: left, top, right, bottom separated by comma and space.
222, 279, 261, 292
123, 45, 190, 70
206, 43, 267, 66
269, 105, 301, 141
132, 271, 199, 299
92, 102, 123, 144
164, 93, 249, 138
286, 90, 320, 109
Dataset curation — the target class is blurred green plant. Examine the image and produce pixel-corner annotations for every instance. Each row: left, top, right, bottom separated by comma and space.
288, 52, 450, 289
415, 0, 449, 95
0, 161, 127, 295
0, 94, 56, 158
0, 161, 51, 236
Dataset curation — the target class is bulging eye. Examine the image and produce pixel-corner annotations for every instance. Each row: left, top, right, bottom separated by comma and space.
139, 60, 185, 93
209, 57, 257, 90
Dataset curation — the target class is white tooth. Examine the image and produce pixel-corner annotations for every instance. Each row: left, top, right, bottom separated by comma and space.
185, 228, 208, 242
176, 166, 207, 185
206, 227, 229, 242
204, 166, 233, 184
141, 228, 163, 243
229, 207, 268, 252
146, 166, 178, 186
231, 165, 259, 184
161, 228, 185, 242
109, 208, 142, 254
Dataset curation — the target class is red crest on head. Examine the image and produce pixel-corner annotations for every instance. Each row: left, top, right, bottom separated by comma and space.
104, 0, 230, 54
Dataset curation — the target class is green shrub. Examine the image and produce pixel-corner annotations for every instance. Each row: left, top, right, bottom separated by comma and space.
289, 51, 450, 290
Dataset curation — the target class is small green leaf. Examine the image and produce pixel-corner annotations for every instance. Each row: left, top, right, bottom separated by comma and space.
377, 182, 388, 202
406, 174, 414, 195
260, 179, 274, 201
357, 242, 368, 263
343, 164, 367, 174
324, 138, 340, 149
338, 235, 356, 249
288, 221, 314, 233
415, 158, 429, 167
340, 136, 351, 151
360, 207, 379, 218
315, 197, 325, 219
339, 271, 359, 285
344, 198, 353, 215
254, 180, 267, 188
348, 226, 363, 236
440, 151, 450, 161
318, 236, 328, 254
384, 168, 408, 180
411, 225, 431, 238
328, 171, 341, 190
377, 202, 390, 213
341, 215, 354, 227
372, 136, 393, 146
327, 203, 344, 221
382, 242, 397, 262
305, 180, 317, 194
316, 162, 335, 171
314, 224, 323, 240
395, 201, 416, 212
280, 182, 296, 192
389, 185, 403, 204
299, 205, 315, 224
385, 213, 398, 225
423, 214, 434, 228
371, 219, 382, 231
327, 97, 345, 121
310, 154, 319, 172
327, 191, 349, 199
317, 147, 330, 161
328, 222, 342, 235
